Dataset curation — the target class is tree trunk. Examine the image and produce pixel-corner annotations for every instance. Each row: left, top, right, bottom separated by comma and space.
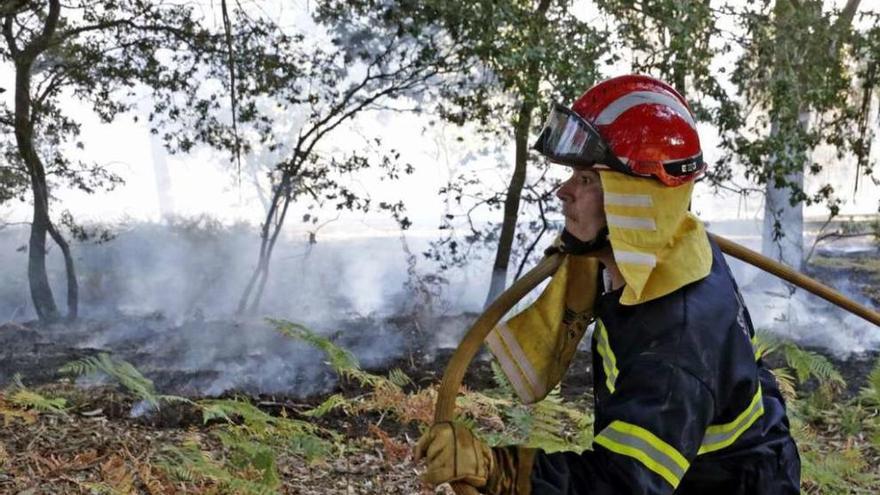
237, 196, 277, 315
483, 0, 551, 307
237, 173, 292, 315
14, 61, 62, 321
150, 133, 175, 219
485, 99, 534, 306
6, 0, 77, 322
761, 117, 807, 272
760, 0, 861, 272
27, 185, 60, 321
247, 189, 293, 315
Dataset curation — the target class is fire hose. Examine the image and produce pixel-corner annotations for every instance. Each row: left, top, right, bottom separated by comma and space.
432, 233, 880, 495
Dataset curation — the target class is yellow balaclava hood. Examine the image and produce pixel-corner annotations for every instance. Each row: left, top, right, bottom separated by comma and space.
486, 171, 712, 404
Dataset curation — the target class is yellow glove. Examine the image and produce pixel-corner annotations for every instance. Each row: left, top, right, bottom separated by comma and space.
414, 422, 494, 488
414, 422, 536, 494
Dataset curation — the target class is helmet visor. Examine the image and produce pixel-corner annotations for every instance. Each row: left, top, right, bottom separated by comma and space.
532, 103, 617, 169
533, 103, 706, 186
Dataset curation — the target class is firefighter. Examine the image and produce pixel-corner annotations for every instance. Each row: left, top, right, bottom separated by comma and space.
415, 75, 801, 494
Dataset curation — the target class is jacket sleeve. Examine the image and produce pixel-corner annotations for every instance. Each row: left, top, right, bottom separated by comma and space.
528, 359, 714, 495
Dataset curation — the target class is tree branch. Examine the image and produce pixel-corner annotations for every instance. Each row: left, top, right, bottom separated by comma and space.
836, 0, 862, 30
34, 70, 68, 108
514, 193, 549, 281
19, 0, 61, 58
2, 13, 19, 57
220, 0, 243, 188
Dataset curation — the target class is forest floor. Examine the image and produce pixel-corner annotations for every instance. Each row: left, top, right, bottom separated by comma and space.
0, 333, 512, 494
1, 324, 879, 494
1, 242, 880, 494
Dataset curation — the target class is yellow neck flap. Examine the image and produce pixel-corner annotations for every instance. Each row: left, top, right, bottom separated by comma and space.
598, 170, 712, 305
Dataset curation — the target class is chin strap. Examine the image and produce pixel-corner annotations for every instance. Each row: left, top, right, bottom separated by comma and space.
545, 227, 610, 256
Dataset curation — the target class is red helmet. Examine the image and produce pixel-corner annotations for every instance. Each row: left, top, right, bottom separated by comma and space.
533, 74, 705, 187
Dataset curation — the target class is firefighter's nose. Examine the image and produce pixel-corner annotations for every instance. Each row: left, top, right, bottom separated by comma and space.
556, 177, 574, 203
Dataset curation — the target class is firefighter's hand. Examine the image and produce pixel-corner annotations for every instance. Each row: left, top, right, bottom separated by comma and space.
414, 422, 494, 488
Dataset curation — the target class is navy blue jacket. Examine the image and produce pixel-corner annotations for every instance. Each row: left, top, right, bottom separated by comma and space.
528, 237, 801, 495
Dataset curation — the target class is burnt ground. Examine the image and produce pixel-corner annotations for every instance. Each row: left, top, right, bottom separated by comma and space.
0, 313, 595, 416
0, 312, 480, 398
807, 247, 880, 308
1, 310, 874, 409
2, 235, 877, 401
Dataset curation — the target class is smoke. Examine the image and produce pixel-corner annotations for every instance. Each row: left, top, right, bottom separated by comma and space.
1, 216, 876, 400
0, 217, 491, 398
710, 219, 880, 359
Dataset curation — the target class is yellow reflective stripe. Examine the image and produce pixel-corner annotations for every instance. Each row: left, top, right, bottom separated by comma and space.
595, 420, 690, 488
750, 334, 760, 360
593, 319, 618, 393
698, 385, 764, 455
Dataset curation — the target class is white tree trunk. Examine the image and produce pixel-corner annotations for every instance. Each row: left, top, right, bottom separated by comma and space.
761, 112, 809, 272
150, 133, 174, 219
485, 267, 507, 308
761, 171, 804, 270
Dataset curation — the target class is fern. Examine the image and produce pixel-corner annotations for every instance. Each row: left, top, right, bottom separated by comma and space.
477, 379, 593, 454
157, 441, 276, 495
8, 389, 68, 416
388, 368, 413, 387
858, 356, 880, 407
782, 343, 845, 389
525, 388, 593, 453
272, 319, 359, 370
769, 367, 798, 403
60, 353, 163, 409
214, 430, 281, 488
157, 394, 196, 406
490, 361, 514, 397
200, 398, 313, 436
6, 374, 67, 416
801, 445, 877, 494
837, 403, 867, 437
752, 331, 781, 361
272, 319, 384, 388
199, 397, 338, 460
303, 393, 349, 418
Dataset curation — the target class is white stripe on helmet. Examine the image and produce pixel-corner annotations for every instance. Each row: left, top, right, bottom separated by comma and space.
594, 91, 696, 129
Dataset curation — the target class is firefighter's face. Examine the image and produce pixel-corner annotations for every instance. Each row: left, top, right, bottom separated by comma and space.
556, 168, 606, 241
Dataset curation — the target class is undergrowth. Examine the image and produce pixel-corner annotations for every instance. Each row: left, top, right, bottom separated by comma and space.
1, 373, 68, 425
58, 351, 341, 494
3, 321, 880, 493
60, 353, 192, 410
755, 332, 880, 494
273, 319, 593, 454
